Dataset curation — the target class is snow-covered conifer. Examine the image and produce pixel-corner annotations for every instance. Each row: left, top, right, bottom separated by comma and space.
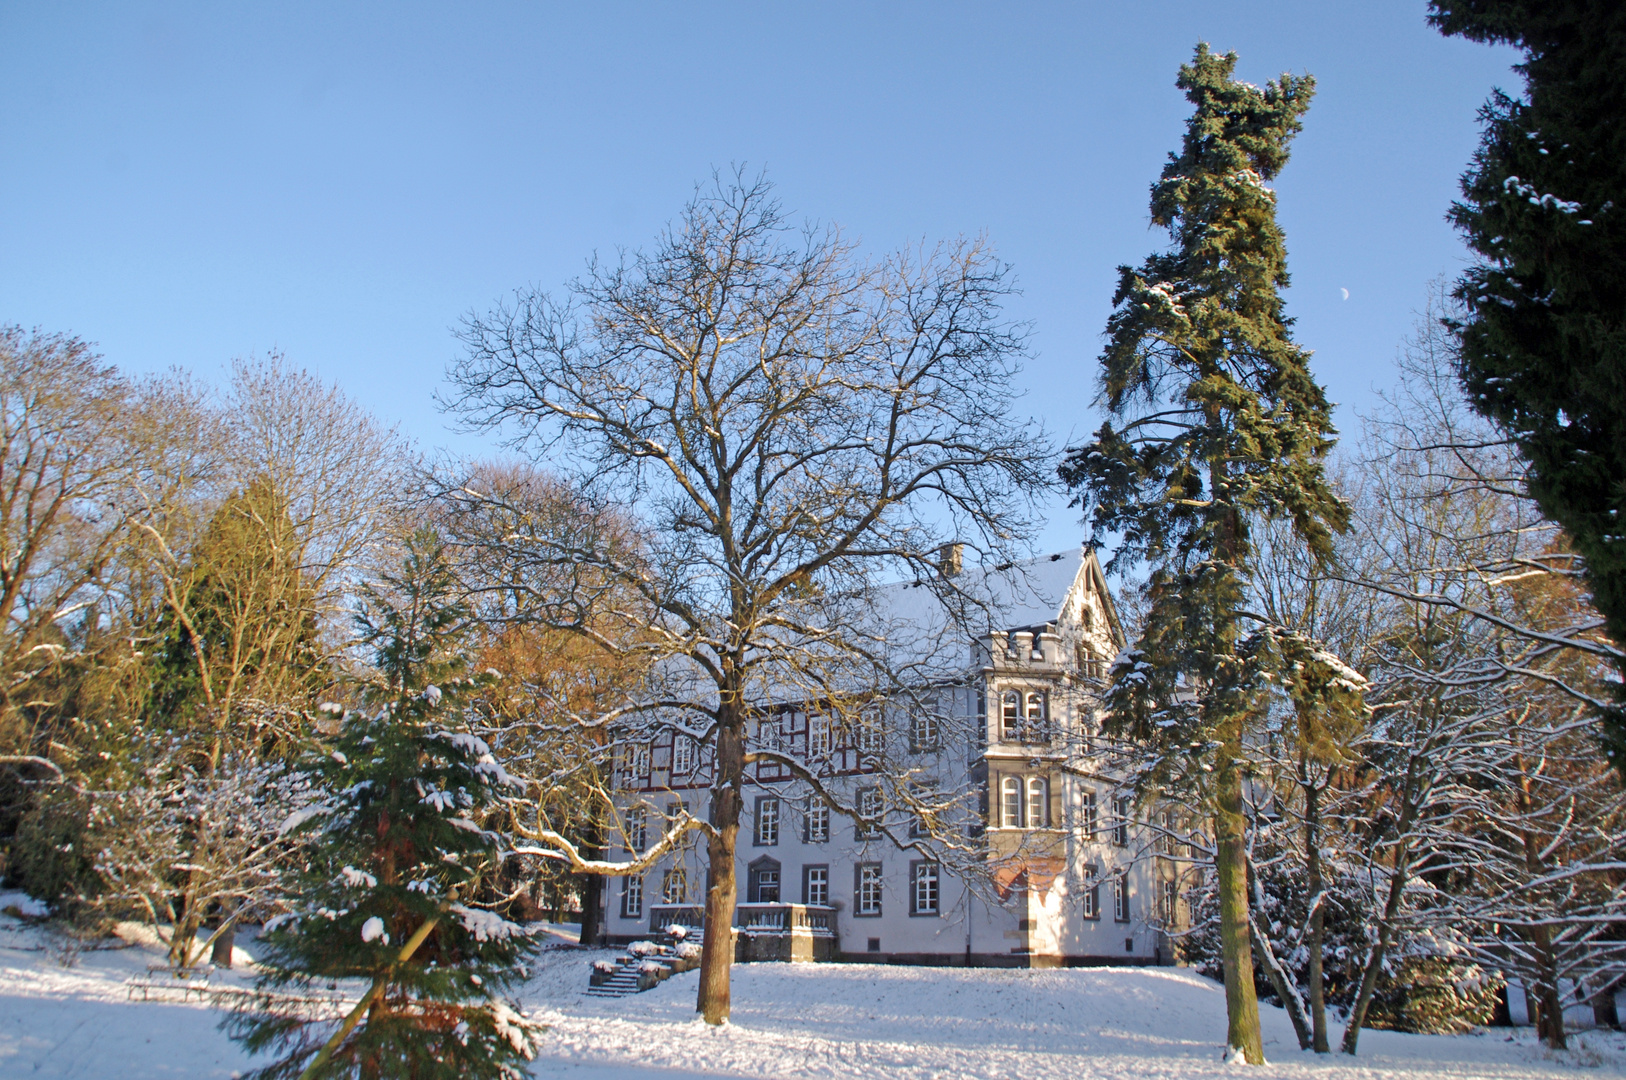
227, 529, 541, 1079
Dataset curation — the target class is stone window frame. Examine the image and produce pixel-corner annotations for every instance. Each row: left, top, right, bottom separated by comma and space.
1114, 872, 1131, 923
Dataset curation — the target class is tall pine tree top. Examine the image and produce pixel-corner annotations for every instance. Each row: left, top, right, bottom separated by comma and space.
1428, 0, 1626, 756
1059, 42, 1346, 776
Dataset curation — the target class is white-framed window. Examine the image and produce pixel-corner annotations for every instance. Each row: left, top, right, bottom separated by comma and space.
1082, 879, 1100, 919
1025, 776, 1048, 828
804, 865, 829, 906
809, 713, 834, 757
621, 874, 644, 919
1001, 691, 1021, 741
755, 796, 780, 846
856, 787, 883, 838
854, 711, 883, 756
1082, 791, 1098, 837
911, 709, 939, 751
624, 806, 647, 852
1113, 797, 1131, 847
672, 735, 695, 775
1079, 707, 1095, 754
856, 863, 883, 916
1024, 691, 1048, 743
1161, 879, 1179, 923
1001, 775, 1023, 828
630, 742, 652, 779
661, 867, 687, 904
911, 861, 940, 915
804, 801, 830, 843
1114, 874, 1130, 922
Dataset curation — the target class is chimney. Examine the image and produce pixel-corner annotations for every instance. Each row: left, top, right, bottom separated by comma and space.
937, 542, 964, 578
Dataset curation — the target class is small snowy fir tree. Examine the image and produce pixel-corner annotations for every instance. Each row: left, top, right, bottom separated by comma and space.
228, 530, 542, 1079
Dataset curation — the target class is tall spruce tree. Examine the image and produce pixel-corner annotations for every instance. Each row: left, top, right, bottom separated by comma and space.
228, 530, 542, 1080
1059, 44, 1345, 1065
1427, 1, 1626, 755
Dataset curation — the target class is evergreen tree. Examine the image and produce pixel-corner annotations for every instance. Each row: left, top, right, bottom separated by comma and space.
1059, 44, 1344, 1064
1428, 1, 1626, 754
228, 530, 542, 1079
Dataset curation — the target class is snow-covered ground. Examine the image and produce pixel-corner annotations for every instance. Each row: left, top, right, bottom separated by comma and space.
2, 897, 1622, 1079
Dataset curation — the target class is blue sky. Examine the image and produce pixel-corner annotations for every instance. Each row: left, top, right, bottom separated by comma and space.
1, 3, 1518, 552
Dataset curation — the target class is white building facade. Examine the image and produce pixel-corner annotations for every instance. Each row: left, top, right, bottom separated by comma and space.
601, 547, 1194, 967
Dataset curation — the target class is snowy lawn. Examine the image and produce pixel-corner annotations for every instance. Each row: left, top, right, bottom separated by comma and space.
3, 899, 1623, 1079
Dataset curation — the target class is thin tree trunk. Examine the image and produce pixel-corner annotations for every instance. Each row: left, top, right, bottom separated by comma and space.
1304, 777, 1329, 1052
1248, 860, 1311, 1050
1342, 787, 1419, 1055
1215, 751, 1265, 1064
696, 717, 743, 1025
1592, 978, 1620, 1030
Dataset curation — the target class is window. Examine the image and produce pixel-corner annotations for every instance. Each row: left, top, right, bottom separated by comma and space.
630, 742, 652, 779
1082, 791, 1098, 838
856, 787, 882, 838
911, 862, 940, 916
854, 713, 883, 756
748, 860, 781, 903
975, 685, 988, 747
755, 796, 780, 846
1113, 797, 1130, 848
1161, 880, 1179, 923
1000, 691, 1020, 741
803, 864, 830, 906
1114, 874, 1130, 922
1082, 880, 1100, 920
1157, 809, 1176, 855
1025, 691, 1049, 743
804, 801, 830, 843
911, 709, 939, 751
855, 863, 883, 916
661, 868, 687, 904
809, 713, 834, 757
1079, 708, 1095, 754
624, 807, 647, 852
1025, 776, 1048, 828
1001, 776, 1023, 828
671, 735, 695, 775
1031, 632, 1046, 661
620, 874, 643, 919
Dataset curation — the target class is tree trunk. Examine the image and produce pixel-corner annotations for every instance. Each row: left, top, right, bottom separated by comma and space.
1304, 778, 1329, 1053
696, 718, 743, 1025
578, 821, 605, 947
1592, 978, 1620, 1030
1215, 754, 1265, 1064
211, 921, 237, 968
1342, 800, 1417, 1055
1529, 926, 1567, 1050
1249, 860, 1310, 1050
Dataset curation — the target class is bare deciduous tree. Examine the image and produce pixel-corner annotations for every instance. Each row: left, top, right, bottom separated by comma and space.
444, 172, 1048, 1023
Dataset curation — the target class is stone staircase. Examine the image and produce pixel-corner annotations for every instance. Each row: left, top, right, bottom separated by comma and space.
586, 926, 704, 998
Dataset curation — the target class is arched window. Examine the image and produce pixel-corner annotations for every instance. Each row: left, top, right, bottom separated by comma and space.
1026, 776, 1048, 828
1025, 691, 1048, 743
1001, 775, 1023, 828
1001, 691, 1021, 742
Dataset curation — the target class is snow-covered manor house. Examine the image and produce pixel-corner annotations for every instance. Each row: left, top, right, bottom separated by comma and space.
600, 547, 1194, 967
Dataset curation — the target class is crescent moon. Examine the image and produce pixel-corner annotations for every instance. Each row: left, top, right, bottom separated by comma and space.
1340, 288, 1350, 300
